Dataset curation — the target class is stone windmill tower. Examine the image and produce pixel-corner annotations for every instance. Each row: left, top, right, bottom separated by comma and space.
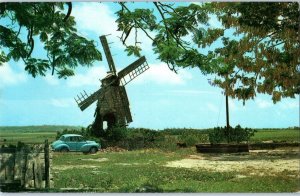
75, 35, 149, 136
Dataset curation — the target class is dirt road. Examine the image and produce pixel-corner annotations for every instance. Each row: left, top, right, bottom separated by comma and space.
165, 148, 299, 177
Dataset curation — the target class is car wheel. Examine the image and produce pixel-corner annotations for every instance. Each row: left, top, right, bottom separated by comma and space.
60, 147, 69, 152
90, 147, 98, 154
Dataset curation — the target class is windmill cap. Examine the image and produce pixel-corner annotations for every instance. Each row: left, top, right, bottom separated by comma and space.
103, 72, 116, 79
101, 72, 118, 85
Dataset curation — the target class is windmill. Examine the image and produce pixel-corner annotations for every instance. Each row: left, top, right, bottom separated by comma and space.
75, 35, 149, 136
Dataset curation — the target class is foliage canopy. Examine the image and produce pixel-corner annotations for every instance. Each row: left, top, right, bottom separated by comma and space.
116, 2, 300, 103
0, 2, 101, 78
1, 2, 299, 102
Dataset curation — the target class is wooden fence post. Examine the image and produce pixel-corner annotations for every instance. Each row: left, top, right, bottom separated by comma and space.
44, 139, 50, 189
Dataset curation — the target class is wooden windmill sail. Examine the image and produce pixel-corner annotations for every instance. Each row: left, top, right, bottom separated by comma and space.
75, 35, 149, 135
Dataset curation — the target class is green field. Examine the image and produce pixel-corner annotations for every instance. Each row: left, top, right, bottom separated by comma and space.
250, 129, 299, 142
0, 126, 298, 144
0, 125, 79, 144
0, 126, 299, 192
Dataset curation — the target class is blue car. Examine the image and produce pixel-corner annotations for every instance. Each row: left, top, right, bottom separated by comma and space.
51, 134, 100, 153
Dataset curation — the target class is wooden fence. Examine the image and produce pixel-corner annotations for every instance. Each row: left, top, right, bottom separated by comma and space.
0, 140, 52, 191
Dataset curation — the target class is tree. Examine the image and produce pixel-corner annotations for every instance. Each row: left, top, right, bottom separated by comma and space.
0, 2, 101, 78
204, 2, 300, 103
115, 2, 299, 103
1, 2, 299, 103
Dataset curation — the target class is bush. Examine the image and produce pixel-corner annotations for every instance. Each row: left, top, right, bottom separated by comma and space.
56, 128, 88, 139
208, 125, 257, 144
116, 128, 162, 150
178, 130, 209, 146
105, 126, 128, 142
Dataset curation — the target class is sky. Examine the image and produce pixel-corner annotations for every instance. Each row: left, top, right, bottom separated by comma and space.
0, 2, 299, 130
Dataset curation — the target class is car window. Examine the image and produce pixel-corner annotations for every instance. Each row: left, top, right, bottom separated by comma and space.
77, 136, 84, 142
59, 136, 65, 141
64, 137, 70, 142
70, 136, 77, 142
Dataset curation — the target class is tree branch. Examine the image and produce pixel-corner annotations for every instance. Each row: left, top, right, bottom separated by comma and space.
158, 2, 178, 15
16, 25, 21, 37
167, 61, 178, 74
63, 2, 72, 22
27, 25, 34, 58
270, 41, 285, 48
0, 3, 6, 15
123, 25, 133, 44
154, 2, 190, 51
119, 3, 154, 42
153, 2, 171, 43
135, 26, 138, 46
52, 55, 56, 75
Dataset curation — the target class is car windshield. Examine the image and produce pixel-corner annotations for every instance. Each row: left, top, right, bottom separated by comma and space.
59, 136, 65, 141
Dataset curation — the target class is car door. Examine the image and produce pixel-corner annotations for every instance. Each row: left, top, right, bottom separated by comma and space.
65, 136, 77, 151
76, 136, 87, 151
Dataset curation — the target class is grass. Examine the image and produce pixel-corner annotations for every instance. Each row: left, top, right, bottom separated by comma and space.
52, 149, 237, 192
0, 126, 299, 192
51, 148, 299, 192
0, 125, 79, 144
250, 129, 299, 142
0, 131, 57, 144
0, 125, 82, 132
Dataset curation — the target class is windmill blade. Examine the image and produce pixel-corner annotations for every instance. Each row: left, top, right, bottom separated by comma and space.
100, 35, 117, 74
117, 56, 149, 86
75, 88, 104, 111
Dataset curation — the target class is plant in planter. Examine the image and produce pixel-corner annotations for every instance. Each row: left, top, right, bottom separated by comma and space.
196, 125, 257, 153
208, 125, 256, 144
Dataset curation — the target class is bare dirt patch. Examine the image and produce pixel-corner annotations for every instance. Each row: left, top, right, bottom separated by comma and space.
100, 147, 127, 153
114, 162, 151, 166
165, 148, 300, 177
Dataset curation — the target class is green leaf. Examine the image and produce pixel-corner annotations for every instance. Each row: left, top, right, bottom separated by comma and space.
125, 45, 141, 57
40, 31, 48, 42
57, 68, 74, 79
1, 3, 102, 79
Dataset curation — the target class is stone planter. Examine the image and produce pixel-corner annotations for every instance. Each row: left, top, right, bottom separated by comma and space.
195, 143, 249, 153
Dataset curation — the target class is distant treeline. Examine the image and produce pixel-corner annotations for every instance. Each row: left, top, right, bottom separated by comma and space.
0, 125, 298, 132
0, 125, 83, 132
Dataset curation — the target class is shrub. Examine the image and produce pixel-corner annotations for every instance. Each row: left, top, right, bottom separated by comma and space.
178, 131, 209, 146
56, 128, 88, 139
208, 125, 257, 144
106, 126, 128, 142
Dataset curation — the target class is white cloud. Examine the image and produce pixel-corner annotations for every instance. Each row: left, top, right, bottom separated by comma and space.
72, 2, 153, 52
132, 62, 192, 85
66, 62, 192, 88
73, 3, 117, 37
168, 89, 218, 95
0, 63, 27, 88
228, 99, 235, 111
67, 66, 107, 87
50, 98, 75, 108
279, 100, 299, 110
228, 99, 242, 111
206, 102, 218, 113
256, 98, 273, 109
190, 2, 203, 6
44, 74, 60, 85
